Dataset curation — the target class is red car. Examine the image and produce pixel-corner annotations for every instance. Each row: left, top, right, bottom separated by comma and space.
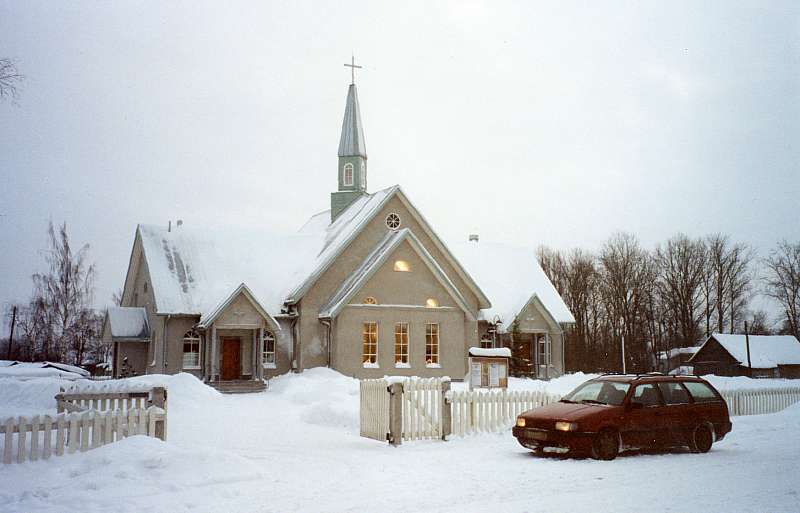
512, 374, 732, 460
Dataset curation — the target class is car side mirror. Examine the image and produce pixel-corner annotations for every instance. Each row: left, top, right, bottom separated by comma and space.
628, 402, 644, 410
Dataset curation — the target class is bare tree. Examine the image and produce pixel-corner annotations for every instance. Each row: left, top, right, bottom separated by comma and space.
763, 241, 800, 338
655, 234, 706, 348
0, 58, 24, 101
31, 222, 97, 365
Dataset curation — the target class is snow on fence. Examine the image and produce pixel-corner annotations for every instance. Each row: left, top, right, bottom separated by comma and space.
720, 387, 800, 416
449, 389, 560, 437
1, 386, 167, 465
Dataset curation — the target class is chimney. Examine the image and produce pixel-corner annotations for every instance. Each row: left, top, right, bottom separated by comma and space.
469, 234, 479, 243
168, 220, 172, 232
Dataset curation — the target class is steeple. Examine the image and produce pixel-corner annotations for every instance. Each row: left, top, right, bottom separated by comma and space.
331, 77, 369, 221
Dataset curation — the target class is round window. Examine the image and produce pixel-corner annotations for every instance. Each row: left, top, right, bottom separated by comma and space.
364, 296, 377, 305
385, 213, 401, 230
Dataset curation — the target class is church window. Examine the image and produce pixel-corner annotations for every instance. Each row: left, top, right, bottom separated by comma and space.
425, 323, 439, 367
425, 298, 438, 308
182, 330, 201, 369
385, 213, 401, 230
394, 323, 409, 367
362, 322, 378, 367
364, 296, 377, 305
143, 281, 148, 293
360, 162, 366, 187
343, 163, 354, 186
393, 260, 410, 272
262, 331, 276, 367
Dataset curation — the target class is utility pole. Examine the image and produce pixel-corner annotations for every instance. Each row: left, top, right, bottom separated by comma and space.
744, 320, 752, 377
621, 330, 626, 374
7, 305, 16, 360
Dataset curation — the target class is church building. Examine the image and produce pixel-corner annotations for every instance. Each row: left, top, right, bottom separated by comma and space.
103, 77, 574, 391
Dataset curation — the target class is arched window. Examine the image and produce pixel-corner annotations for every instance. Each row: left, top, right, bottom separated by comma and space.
364, 296, 377, 305
182, 330, 201, 369
262, 331, 276, 367
343, 163, 354, 186
425, 298, 438, 308
360, 162, 366, 187
393, 260, 410, 272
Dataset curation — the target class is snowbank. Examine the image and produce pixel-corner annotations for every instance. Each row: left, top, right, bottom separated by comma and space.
0, 362, 89, 380
0, 378, 63, 417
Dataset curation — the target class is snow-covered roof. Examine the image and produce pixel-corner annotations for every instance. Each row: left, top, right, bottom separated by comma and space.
4, 361, 90, 378
469, 347, 512, 358
693, 334, 800, 368
107, 307, 150, 340
657, 347, 699, 360
449, 241, 575, 331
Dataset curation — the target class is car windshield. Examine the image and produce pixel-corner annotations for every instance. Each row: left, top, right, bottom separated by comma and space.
561, 381, 630, 406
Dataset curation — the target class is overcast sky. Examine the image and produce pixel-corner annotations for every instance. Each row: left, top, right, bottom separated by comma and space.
1, 1, 798, 330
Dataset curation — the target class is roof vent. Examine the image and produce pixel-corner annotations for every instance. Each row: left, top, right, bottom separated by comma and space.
469, 234, 479, 243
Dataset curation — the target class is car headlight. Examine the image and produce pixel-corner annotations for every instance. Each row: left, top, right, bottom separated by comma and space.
555, 421, 578, 432
516, 417, 526, 428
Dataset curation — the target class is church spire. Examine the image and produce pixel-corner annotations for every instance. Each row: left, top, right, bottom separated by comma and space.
338, 84, 367, 159
331, 58, 369, 221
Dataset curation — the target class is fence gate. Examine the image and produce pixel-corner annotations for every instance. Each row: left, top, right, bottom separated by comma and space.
360, 379, 390, 441
402, 378, 444, 441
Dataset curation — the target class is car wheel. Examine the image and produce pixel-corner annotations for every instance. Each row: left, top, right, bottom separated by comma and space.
592, 429, 619, 461
690, 424, 714, 453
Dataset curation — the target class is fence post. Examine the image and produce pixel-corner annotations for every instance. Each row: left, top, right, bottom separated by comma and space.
441, 380, 451, 441
150, 387, 167, 441
388, 382, 403, 446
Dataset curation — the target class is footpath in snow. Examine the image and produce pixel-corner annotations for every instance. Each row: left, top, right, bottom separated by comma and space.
1, 369, 799, 513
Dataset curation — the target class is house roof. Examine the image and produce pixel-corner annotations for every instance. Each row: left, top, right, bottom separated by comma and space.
449, 240, 576, 331
318, 228, 475, 320
690, 334, 800, 368
338, 83, 367, 158
106, 307, 150, 340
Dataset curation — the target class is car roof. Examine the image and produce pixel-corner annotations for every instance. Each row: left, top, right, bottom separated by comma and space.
594, 373, 705, 384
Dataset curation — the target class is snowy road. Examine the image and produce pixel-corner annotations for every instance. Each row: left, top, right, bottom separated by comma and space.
2, 370, 799, 513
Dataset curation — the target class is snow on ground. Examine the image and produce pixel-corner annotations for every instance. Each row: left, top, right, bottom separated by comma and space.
2, 370, 800, 513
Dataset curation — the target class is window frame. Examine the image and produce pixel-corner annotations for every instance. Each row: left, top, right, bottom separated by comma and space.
394, 322, 410, 368
261, 330, 276, 369
537, 333, 551, 367
182, 330, 201, 370
362, 322, 378, 368
343, 163, 354, 186
425, 323, 440, 368
385, 213, 401, 230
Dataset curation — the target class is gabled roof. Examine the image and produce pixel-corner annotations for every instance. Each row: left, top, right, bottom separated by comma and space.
289, 185, 491, 310
105, 307, 150, 340
449, 240, 575, 331
689, 334, 800, 368
318, 228, 475, 320
198, 283, 281, 330
338, 84, 366, 158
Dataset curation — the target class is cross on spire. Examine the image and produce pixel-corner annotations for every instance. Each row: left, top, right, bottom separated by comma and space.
344, 55, 362, 85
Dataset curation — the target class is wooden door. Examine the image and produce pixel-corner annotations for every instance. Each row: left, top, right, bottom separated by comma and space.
221, 337, 241, 380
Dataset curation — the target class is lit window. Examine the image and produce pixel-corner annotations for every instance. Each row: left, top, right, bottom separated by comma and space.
394, 323, 409, 367
426, 323, 439, 366
262, 331, 276, 367
362, 322, 378, 366
343, 163, 354, 186
364, 296, 377, 305
182, 330, 201, 369
425, 298, 438, 308
394, 260, 410, 272
385, 213, 401, 230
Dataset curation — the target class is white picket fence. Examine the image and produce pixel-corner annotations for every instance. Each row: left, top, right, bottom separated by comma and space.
720, 387, 800, 416
359, 379, 390, 441
360, 378, 800, 444
449, 389, 560, 437
1, 407, 166, 465
402, 378, 444, 441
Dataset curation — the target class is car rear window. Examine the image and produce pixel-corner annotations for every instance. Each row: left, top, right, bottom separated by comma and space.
657, 382, 691, 405
683, 382, 720, 403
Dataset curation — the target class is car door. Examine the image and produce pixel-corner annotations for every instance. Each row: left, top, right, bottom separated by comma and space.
657, 381, 694, 446
622, 383, 668, 448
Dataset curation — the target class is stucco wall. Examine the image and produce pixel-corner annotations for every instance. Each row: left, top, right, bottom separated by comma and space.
333, 306, 466, 379
298, 193, 481, 372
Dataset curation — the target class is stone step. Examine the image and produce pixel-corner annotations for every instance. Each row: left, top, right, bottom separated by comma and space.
208, 380, 267, 394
